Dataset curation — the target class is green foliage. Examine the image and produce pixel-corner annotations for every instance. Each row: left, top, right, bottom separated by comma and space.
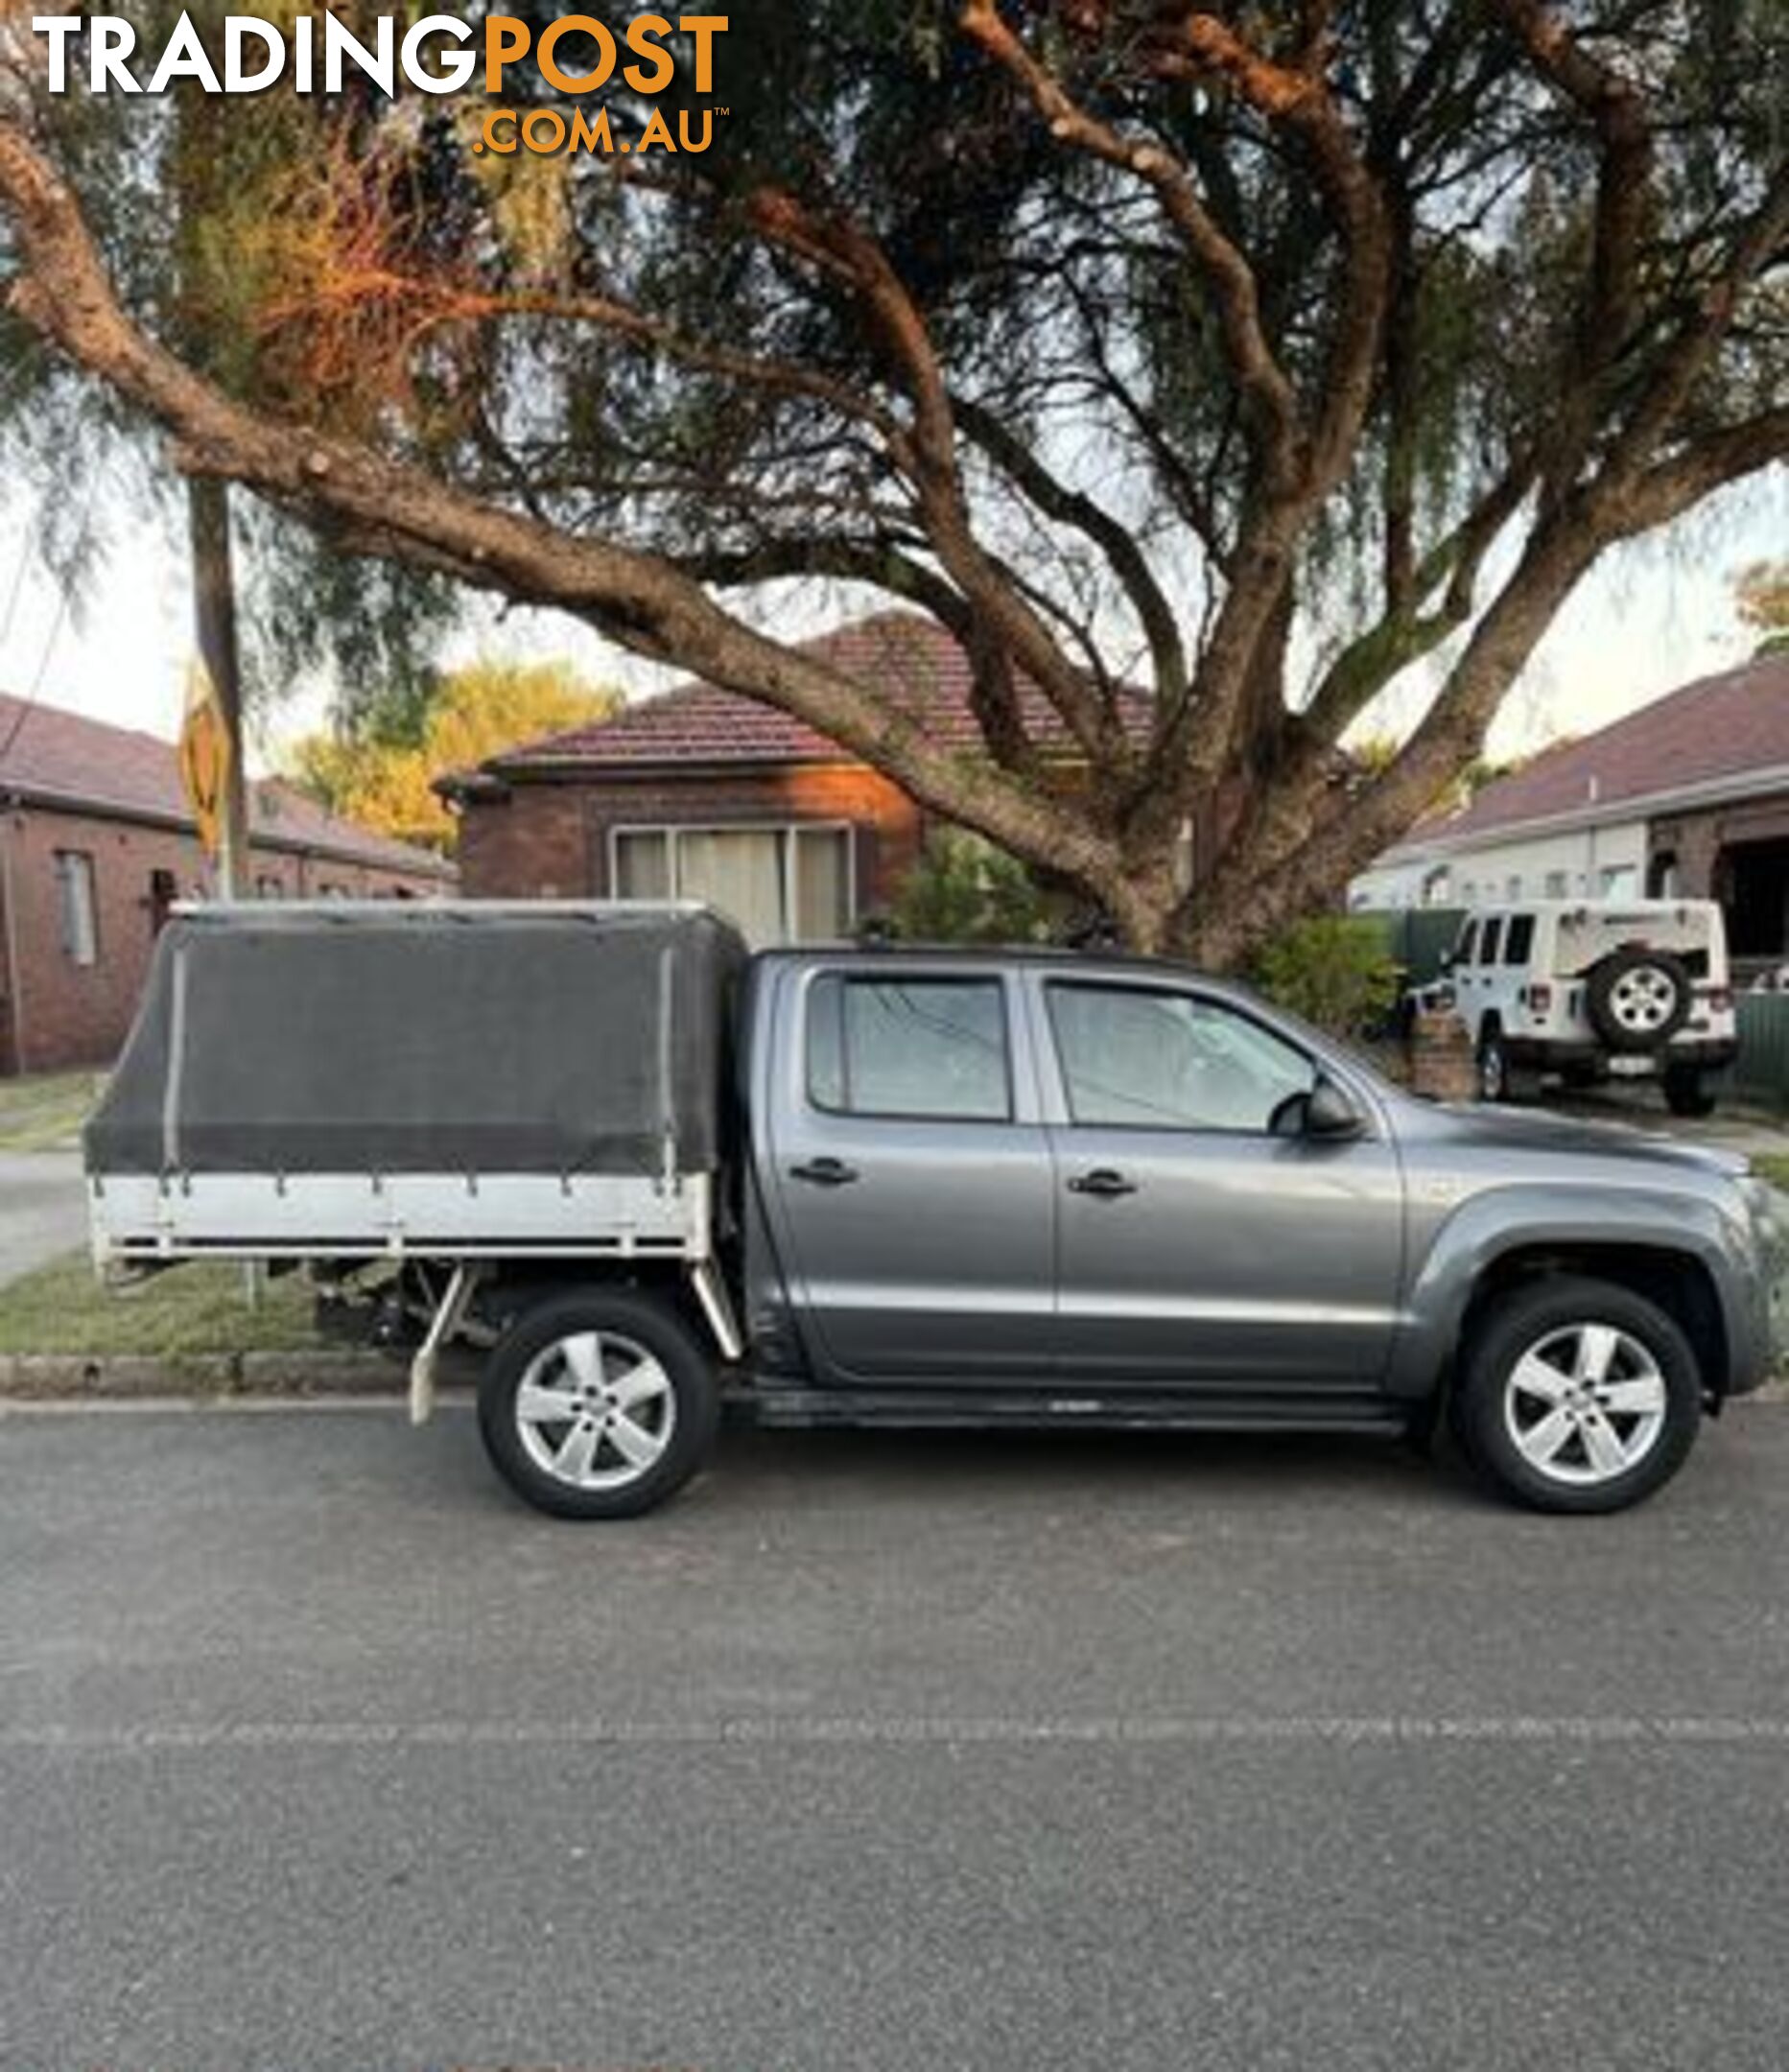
889, 830, 1062, 945
1252, 916, 1401, 1039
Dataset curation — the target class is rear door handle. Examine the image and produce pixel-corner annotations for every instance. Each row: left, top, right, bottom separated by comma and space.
1068, 1167, 1138, 1199
789, 1157, 859, 1188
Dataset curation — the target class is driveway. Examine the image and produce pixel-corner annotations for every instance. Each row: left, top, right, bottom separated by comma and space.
3, 1402, 1787, 2069
0, 1150, 86, 1287
1549, 1082, 1789, 1159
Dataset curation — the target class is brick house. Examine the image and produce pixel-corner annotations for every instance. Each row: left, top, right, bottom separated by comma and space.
0, 692, 454, 1075
1353, 650, 1789, 973
441, 612, 1134, 945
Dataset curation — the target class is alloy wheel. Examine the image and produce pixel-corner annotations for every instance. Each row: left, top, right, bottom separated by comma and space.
1501, 1321, 1668, 1487
513, 1330, 677, 1491
1608, 965, 1681, 1036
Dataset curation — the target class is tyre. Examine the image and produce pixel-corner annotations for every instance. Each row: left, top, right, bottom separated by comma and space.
477, 1287, 719, 1519
1476, 1024, 1535, 1103
1662, 1065, 1717, 1118
1449, 1275, 1702, 1514
1586, 948, 1692, 1052
1477, 1024, 1513, 1103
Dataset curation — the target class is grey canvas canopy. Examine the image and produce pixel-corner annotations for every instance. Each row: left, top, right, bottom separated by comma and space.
85, 904, 747, 1179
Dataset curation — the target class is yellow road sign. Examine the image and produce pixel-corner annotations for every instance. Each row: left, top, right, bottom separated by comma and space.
177, 657, 233, 862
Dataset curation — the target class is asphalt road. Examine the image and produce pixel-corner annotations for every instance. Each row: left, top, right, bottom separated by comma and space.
3, 1402, 1788, 2071
0, 1149, 86, 1287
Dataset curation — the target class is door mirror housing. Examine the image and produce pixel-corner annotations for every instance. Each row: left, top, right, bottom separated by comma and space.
1304, 1074, 1365, 1141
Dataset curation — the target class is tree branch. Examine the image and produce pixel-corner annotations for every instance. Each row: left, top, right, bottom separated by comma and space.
953, 396, 1189, 708
745, 181, 1121, 767
0, 120, 1123, 893
959, 0, 1305, 490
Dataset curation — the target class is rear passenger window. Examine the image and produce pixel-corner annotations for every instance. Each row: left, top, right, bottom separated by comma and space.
807, 976, 1011, 1120
1478, 917, 1504, 963
1503, 915, 1536, 963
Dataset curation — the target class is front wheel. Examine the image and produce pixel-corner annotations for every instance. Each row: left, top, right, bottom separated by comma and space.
1449, 1276, 1702, 1514
1477, 1027, 1536, 1104
478, 1288, 719, 1519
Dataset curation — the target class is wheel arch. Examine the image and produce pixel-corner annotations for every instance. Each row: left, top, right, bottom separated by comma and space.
474, 1260, 731, 1361
1456, 1242, 1727, 1401
1394, 1189, 1743, 1404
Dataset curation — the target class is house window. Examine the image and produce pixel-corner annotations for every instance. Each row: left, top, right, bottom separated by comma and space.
54, 851, 98, 966
1505, 874, 1522, 902
1543, 871, 1568, 899
1599, 864, 1637, 899
149, 867, 177, 935
254, 874, 284, 901
612, 824, 855, 947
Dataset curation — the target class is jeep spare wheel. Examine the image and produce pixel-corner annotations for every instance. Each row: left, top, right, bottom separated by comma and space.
1585, 946, 1692, 1052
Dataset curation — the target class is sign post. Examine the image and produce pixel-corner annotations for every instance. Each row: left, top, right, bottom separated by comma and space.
177, 656, 238, 898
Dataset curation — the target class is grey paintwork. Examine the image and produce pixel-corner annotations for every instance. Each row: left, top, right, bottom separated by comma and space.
743, 949, 1779, 1408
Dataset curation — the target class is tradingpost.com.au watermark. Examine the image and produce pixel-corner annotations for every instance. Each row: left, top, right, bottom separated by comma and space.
27, 10, 730, 156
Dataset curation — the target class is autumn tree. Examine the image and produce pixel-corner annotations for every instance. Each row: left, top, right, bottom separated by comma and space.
1735, 558, 1789, 654
288, 656, 621, 853
1, 2, 1784, 961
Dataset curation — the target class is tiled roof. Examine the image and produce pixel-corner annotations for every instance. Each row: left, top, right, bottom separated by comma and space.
483, 612, 1148, 774
1401, 650, 1789, 852
0, 692, 453, 877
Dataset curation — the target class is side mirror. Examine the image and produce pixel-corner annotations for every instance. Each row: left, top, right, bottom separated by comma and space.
1305, 1074, 1365, 1141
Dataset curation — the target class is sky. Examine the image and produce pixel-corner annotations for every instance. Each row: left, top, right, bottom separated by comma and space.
0, 469, 1782, 776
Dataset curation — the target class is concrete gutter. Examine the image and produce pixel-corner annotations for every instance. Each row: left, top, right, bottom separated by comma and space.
0, 1349, 406, 1401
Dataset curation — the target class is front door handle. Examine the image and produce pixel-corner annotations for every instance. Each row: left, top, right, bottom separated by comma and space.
1068, 1167, 1138, 1199
789, 1157, 859, 1188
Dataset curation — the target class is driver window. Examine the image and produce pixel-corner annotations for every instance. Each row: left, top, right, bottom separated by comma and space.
1047, 984, 1316, 1133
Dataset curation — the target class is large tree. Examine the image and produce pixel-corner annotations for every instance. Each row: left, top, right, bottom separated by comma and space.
1, 2, 1783, 958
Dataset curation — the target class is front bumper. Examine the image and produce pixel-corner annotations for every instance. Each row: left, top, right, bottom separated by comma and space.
1729, 1177, 1789, 1396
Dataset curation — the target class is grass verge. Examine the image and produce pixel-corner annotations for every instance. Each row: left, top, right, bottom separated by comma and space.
1751, 1153, 1789, 1194
0, 1071, 104, 1153
0, 1251, 321, 1359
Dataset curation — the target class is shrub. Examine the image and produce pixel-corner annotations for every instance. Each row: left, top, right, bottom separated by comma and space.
1252, 914, 1401, 1038
886, 830, 1063, 945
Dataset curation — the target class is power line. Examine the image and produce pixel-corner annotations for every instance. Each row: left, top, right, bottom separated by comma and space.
0, 519, 33, 654
0, 479, 102, 770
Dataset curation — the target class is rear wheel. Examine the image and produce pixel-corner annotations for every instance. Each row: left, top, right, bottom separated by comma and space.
1449, 1276, 1702, 1514
1662, 1065, 1717, 1118
478, 1288, 719, 1519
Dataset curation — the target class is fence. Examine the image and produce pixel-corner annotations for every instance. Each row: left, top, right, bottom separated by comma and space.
1730, 994, 1789, 1112
1359, 907, 1465, 987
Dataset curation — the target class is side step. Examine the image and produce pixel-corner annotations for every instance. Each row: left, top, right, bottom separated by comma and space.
737, 1383, 1410, 1436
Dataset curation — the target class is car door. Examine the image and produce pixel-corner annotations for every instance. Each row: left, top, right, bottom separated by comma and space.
1468, 913, 1506, 1031
764, 962, 1057, 1383
1032, 975, 1405, 1390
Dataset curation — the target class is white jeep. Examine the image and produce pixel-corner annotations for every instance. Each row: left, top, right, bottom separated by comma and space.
1436, 900, 1738, 1117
